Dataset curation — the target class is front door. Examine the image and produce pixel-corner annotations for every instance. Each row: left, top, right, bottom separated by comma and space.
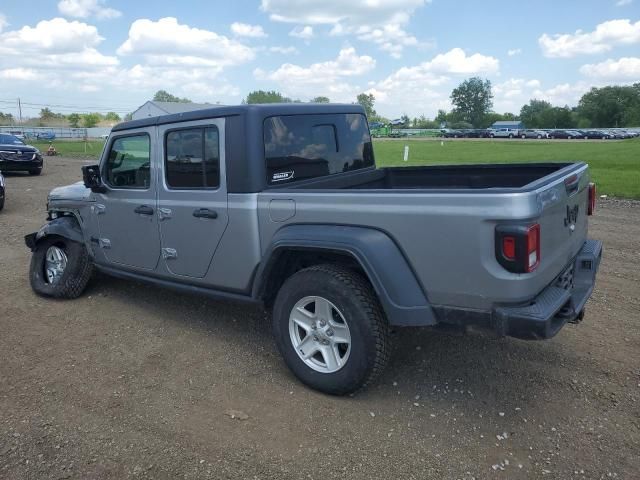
95, 130, 161, 270
156, 119, 229, 278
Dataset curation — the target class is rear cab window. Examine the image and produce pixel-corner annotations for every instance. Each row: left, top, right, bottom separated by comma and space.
264, 113, 374, 185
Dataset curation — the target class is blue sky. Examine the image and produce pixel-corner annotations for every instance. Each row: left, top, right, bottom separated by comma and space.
0, 0, 638, 119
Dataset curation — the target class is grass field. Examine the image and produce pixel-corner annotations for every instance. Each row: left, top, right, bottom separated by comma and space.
32, 138, 640, 198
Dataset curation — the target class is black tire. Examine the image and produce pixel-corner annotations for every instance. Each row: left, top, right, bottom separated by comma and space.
537, 135, 542, 139
28, 168, 42, 176
490, 134, 495, 138
272, 264, 390, 395
29, 236, 93, 299
521, 134, 526, 139
0, 196, 4, 212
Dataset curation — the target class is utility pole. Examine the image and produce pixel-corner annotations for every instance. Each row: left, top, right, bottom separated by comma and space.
17, 98, 23, 133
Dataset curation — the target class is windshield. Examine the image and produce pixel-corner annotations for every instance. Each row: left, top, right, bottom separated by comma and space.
0, 134, 25, 145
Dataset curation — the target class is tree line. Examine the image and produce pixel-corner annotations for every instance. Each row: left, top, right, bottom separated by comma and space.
241, 82, 640, 130
2, 84, 638, 130
0, 108, 122, 128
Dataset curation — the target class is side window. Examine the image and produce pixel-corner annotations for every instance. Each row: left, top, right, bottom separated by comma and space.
104, 134, 151, 189
165, 127, 220, 189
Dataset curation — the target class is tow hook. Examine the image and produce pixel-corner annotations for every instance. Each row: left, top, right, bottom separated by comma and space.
568, 309, 585, 324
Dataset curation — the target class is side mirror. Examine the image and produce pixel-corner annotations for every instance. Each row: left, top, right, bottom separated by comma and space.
82, 164, 106, 193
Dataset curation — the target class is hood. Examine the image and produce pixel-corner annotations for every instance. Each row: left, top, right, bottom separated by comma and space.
48, 181, 92, 202
0, 143, 38, 153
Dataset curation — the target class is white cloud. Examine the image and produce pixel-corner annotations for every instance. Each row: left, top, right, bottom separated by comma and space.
0, 17, 103, 54
262, 0, 429, 57
492, 78, 542, 112
347, 24, 419, 59
616, 0, 632, 6
424, 48, 499, 74
269, 45, 299, 54
0, 68, 42, 81
257, 47, 375, 100
0, 13, 8, 33
0, 17, 117, 72
289, 25, 313, 39
507, 48, 522, 56
230, 22, 267, 38
539, 19, 640, 58
580, 57, 640, 79
354, 48, 499, 116
118, 17, 255, 68
0, 17, 243, 104
262, 0, 427, 25
57, 0, 121, 20
532, 82, 593, 106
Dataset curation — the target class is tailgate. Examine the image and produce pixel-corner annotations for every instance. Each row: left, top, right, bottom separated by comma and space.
534, 164, 590, 284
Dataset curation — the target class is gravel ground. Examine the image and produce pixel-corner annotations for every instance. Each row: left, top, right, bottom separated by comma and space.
1, 156, 638, 480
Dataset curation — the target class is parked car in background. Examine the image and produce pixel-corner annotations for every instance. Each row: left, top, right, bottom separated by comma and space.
36, 132, 56, 141
605, 130, 627, 139
8, 131, 25, 141
442, 129, 466, 138
549, 130, 578, 139
520, 129, 548, 139
489, 128, 519, 138
0, 171, 5, 211
0, 133, 44, 175
566, 130, 585, 139
584, 130, 613, 140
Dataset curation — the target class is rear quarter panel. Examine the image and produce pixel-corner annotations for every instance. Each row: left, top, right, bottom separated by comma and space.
257, 164, 590, 311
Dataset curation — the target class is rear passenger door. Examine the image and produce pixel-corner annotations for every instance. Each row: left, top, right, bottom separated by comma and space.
156, 120, 229, 278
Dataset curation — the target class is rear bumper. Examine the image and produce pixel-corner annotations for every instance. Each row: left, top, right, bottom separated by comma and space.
435, 239, 603, 340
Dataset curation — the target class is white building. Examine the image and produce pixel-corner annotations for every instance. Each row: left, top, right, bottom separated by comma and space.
131, 101, 215, 121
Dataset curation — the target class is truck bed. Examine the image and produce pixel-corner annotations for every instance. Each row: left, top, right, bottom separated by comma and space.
280, 163, 574, 191
259, 161, 590, 312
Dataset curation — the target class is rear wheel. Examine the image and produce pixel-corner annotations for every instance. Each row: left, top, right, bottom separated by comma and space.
521, 134, 526, 139
28, 168, 42, 176
29, 236, 93, 299
272, 264, 390, 395
537, 135, 542, 139
508, 134, 513, 139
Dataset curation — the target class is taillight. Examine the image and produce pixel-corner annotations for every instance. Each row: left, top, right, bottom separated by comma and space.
526, 224, 540, 272
588, 182, 596, 215
495, 223, 541, 273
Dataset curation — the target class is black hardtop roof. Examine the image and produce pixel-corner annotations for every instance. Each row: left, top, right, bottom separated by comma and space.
112, 103, 366, 132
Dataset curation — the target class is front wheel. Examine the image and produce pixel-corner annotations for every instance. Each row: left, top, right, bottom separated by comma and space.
272, 264, 390, 395
29, 236, 93, 299
521, 134, 526, 139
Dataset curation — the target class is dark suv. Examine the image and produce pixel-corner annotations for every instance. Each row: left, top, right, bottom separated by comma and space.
0, 134, 43, 175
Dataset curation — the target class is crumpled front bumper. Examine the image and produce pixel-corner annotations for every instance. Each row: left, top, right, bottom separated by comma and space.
493, 239, 603, 340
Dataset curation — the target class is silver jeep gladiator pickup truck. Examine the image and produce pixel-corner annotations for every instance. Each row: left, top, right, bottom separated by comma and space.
25, 103, 602, 394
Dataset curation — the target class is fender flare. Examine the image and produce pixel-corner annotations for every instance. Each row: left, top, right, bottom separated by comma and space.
253, 225, 437, 327
25, 216, 84, 251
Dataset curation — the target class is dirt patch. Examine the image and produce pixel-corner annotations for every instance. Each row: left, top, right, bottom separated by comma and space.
1, 157, 638, 479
